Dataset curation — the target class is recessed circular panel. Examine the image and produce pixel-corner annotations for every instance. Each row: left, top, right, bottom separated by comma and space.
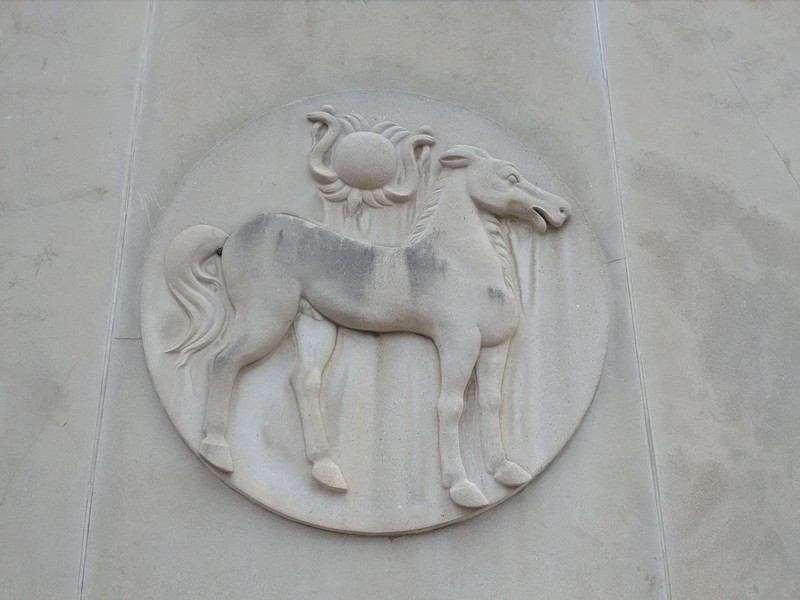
141, 91, 609, 535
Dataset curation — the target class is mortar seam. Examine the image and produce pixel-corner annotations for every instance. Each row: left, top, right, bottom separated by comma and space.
75, 2, 156, 597
593, 2, 673, 598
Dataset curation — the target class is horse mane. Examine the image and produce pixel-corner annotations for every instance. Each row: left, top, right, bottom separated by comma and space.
407, 168, 519, 295
408, 169, 450, 243
480, 212, 518, 294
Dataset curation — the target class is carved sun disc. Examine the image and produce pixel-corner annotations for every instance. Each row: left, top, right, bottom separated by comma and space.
334, 131, 397, 189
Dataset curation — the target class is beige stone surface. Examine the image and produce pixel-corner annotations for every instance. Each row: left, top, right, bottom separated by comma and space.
3, 1, 798, 598
598, 1, 800, 597
0, 3, 149, 598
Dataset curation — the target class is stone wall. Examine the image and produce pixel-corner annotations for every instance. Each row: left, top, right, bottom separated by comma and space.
1, 2, 798, 598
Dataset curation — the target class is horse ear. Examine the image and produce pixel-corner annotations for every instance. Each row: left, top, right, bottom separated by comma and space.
439, 147, 472, 169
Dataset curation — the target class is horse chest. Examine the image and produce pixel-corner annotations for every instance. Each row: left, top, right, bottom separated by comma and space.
476, 284, 519, 344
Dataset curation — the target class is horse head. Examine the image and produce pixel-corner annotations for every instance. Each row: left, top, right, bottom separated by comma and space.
439, 145, 571, 232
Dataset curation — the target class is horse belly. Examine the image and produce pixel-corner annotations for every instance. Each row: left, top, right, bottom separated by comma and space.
301, 268, 432, 335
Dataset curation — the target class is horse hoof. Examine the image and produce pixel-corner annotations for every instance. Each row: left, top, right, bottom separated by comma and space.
494, 460, 532, 486
200, 437, 233, 473
449, 480, 489, 508
312, 457, 348, 492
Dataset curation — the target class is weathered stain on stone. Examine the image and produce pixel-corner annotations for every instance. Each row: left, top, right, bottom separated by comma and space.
303, 223, 378, 300
237, 213, 271, 248
487, 286, 509, 303
403, 236, 448, 296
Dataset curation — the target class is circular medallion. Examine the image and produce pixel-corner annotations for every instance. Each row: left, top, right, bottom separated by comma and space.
141, 91, 610, 535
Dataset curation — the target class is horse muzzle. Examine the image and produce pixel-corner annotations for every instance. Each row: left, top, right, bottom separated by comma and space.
518, 182, 571, 231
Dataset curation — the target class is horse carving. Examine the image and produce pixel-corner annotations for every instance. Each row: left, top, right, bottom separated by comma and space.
164, 145, 571, 508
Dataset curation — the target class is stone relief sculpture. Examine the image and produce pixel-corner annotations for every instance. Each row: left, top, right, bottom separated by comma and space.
307, 105, 435, 215
141, 91, 609, 533
163, 122, 571, 506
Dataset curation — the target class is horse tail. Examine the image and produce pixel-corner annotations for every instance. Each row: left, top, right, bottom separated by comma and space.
164, 224, 233, 367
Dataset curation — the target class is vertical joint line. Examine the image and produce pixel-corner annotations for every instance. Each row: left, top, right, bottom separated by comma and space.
593, 2, 673, 598
76, 1, 156, 598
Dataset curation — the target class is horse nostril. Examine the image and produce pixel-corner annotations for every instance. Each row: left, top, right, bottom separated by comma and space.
559, 206, 568, 214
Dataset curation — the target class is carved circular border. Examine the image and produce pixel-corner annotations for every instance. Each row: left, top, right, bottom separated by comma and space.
141, 91, 610, 535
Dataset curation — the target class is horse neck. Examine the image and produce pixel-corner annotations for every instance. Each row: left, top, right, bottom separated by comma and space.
407, 170, 519, 294
407, 170, 484, 245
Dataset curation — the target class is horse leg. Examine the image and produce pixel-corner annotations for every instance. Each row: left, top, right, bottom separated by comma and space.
435, 331, 488, 508
291, 313, 346, 492
475, 342, 532, 487
201, 309, 294, 472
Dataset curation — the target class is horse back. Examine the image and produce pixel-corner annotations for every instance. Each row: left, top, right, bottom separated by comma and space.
222, 213, 434, 333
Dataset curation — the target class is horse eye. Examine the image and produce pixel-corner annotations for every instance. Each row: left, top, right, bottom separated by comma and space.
506, 174, 519, 184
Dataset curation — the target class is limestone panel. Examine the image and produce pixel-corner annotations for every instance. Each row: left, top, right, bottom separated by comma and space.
83, 2, 664, 598
599, 2, 800, 597
0, 3, 149, 598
